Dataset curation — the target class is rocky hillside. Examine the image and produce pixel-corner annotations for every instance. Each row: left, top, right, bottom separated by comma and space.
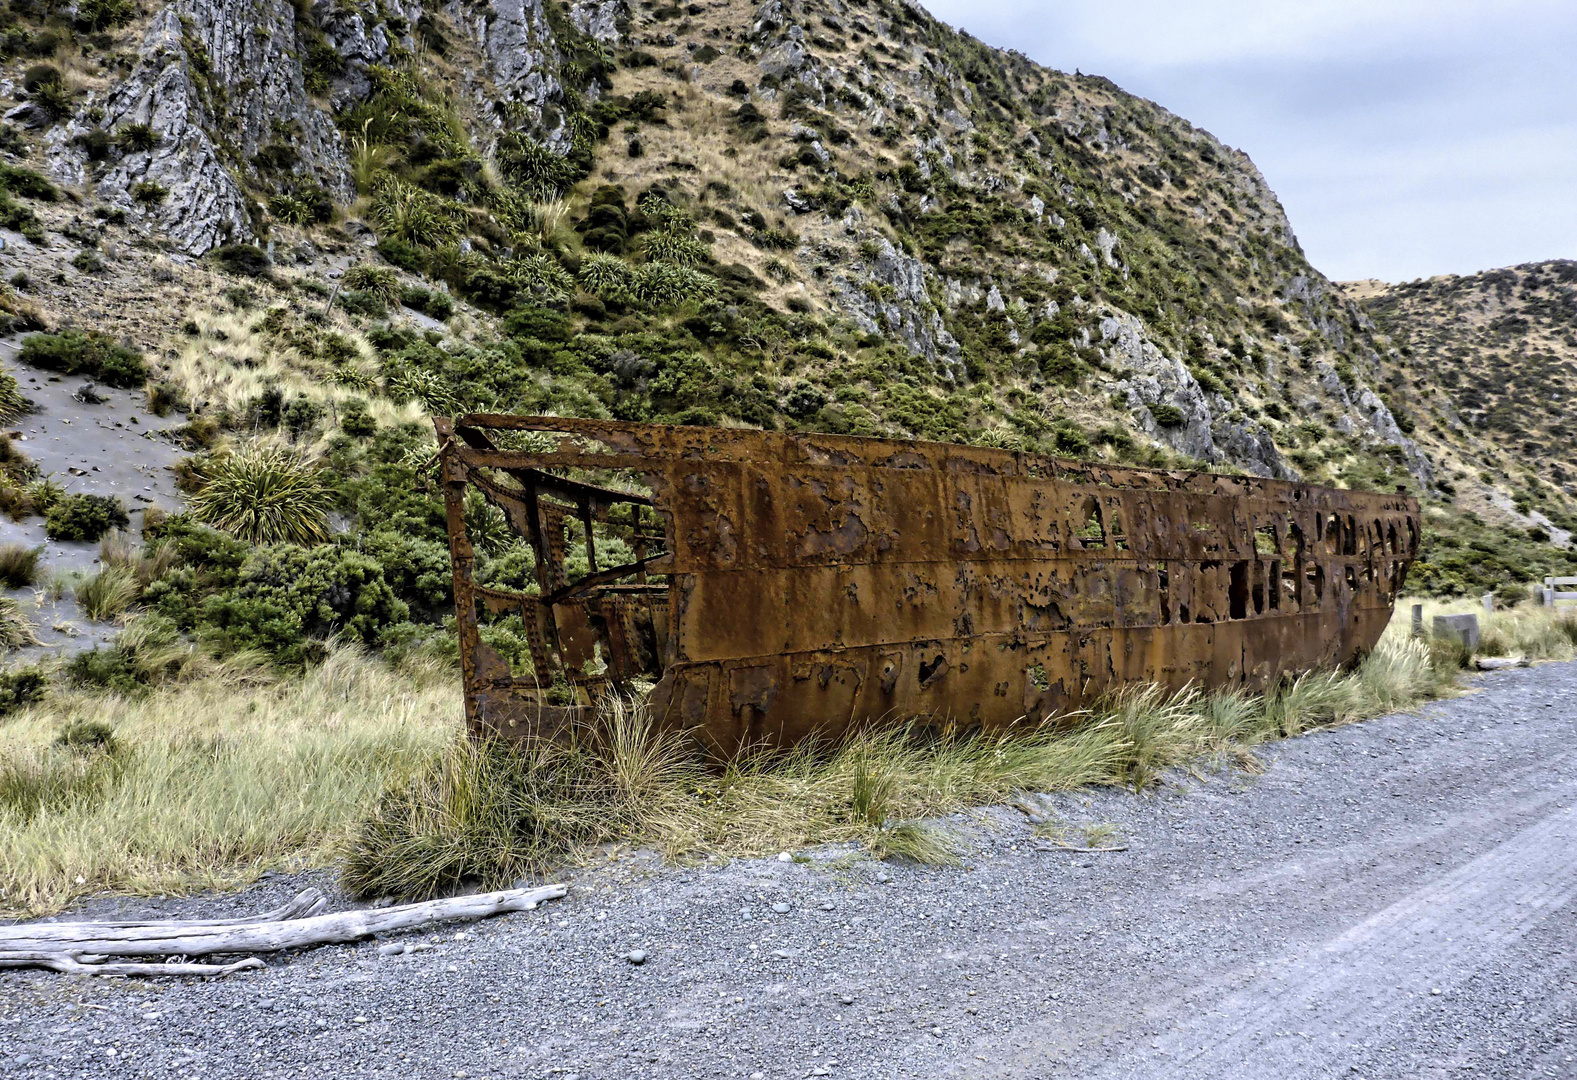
1342, 263, 1577, 595
0, 0, 1570, 627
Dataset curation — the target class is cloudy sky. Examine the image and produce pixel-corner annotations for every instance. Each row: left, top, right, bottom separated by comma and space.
921, 0, 1577, 283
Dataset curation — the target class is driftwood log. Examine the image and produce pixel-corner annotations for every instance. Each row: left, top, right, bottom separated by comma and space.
0, 883, 567, 977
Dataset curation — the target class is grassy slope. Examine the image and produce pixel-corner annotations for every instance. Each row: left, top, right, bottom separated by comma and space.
1346, 262, 1577, 596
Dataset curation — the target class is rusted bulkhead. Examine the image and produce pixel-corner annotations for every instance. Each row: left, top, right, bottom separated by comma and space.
437, 415, 1421, 754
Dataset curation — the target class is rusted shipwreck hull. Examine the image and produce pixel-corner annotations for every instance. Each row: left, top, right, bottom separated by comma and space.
436, 415, 1421, 754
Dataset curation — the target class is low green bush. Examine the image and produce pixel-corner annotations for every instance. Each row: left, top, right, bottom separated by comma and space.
209, 243, 273, 278
1148, 402, 1185, 427
16, 331, 147, 388
198, 543, 409, 663
0, 165, 58, 201
0, 666, 47, 716
45, 494, 129, 542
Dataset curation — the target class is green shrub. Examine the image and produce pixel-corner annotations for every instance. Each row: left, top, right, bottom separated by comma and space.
16, 331, 148, 389
0, 666, 47, 716
399, 285, 454, 320
45, 494, 130, 542
71, 249, 105, 274
361, 529, 453, 622
74, 0, 139, 31
754, 226, 798, 250
198, 543, 408, 661
0, 165, 58, 201
62, 645, 143, 695
337, 290, 388, 318
1148, 402, 1185, 427
22, 65, 61, 94
186, 447, 333, 545
340, 398, 378, 438
209, 243, 273, 278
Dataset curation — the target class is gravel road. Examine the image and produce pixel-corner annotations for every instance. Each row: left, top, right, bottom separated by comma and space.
4, 661, 1577, 1079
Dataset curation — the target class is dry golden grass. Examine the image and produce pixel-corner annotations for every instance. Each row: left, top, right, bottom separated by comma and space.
0, 647, 455, 915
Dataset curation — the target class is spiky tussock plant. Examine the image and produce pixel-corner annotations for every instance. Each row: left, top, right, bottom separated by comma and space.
641, 229, 709, 268
370, 177, 464, 247
0, 596, 38, 650
0, 370, 29, 424
268, 193, 315, 227
499, 254, 575, 304
385, 368, 460, 416
576, 252, 635, 299
630, 263, 719, 308
342, 265, 401, 304
75, 566, 138, 622
186, 447, 333, 546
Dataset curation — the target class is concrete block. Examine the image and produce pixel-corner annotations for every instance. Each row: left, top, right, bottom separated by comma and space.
1433, 613, 1480, 653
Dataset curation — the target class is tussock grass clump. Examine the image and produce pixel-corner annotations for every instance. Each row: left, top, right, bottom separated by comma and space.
0, 596, 38, 650
1477, 606, 1577, 661
342, 265, 401, 304
75, 566, 138, 622
0, 544, 41, 589
100, 530, 178, 588
0, 646, 454, 914
0, 370, 29, 424
186, 447, 332, 545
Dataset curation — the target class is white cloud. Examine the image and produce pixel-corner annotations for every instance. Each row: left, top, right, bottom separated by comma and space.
918, 0, 1577, 280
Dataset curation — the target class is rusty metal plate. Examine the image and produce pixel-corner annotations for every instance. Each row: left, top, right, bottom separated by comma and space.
436, 415, 1420, 753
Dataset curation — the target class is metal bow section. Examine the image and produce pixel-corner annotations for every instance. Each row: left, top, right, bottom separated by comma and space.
436, 415, 1421, 755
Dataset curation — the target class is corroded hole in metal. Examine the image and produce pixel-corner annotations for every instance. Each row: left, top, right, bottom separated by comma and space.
436, 415, 1421, 756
